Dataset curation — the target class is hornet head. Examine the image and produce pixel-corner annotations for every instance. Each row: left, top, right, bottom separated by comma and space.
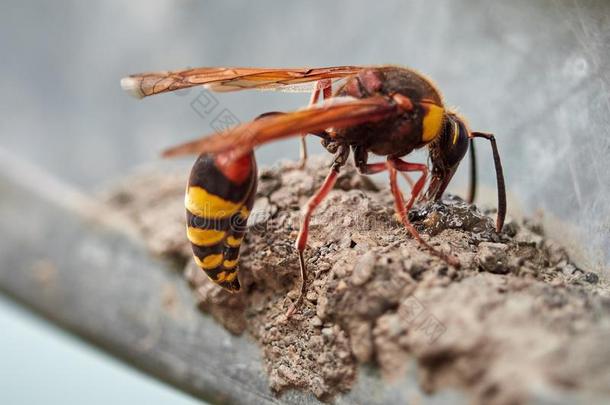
425, 112, 470, 201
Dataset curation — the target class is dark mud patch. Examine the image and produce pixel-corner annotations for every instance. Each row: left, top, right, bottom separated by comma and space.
105, 156, 610, 404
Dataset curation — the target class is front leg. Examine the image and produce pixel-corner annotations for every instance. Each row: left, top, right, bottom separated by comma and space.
387, 158, 460, 267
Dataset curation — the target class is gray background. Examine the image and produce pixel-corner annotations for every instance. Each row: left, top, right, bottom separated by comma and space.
0, 0, 608, 403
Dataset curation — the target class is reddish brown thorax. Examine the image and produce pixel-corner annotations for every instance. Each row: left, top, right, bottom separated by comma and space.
214, 152, 253, 184
344, 69, 384, 98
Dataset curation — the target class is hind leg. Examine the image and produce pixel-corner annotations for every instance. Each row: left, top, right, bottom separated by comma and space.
287, 144, 349, 317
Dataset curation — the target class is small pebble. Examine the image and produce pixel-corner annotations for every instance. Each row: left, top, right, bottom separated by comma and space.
321, 327, 334, 339
476, 242, 510, 274
311, 316, 323, 327
338, 350, 351, 360
584, 272, 599, 284
317, 262, 331, 272
352, 251, 376, 285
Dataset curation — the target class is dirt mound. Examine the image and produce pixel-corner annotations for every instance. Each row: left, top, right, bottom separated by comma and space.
106, 156, 610, 404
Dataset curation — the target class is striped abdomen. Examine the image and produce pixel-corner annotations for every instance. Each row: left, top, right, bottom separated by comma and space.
185, 151, 257, 292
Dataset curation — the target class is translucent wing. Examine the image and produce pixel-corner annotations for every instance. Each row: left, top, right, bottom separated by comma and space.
162, 96, 397, 159
121, 66, 370, 98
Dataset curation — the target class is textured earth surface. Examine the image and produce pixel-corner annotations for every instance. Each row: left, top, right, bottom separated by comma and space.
105, 156, 610, 405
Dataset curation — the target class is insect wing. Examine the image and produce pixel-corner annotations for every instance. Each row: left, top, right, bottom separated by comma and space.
162, 96, 397, 159
121, 66, 368, 98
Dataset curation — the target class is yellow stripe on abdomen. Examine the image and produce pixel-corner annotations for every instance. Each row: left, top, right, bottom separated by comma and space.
223, 259, 238, 269
193, 253, 224, 270
215, 270, 239, 283
187, 227, 226, 246
226, 236, 243, 247
185, 186, 243, 219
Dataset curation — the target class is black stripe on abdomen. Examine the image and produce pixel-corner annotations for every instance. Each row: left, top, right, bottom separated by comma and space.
188, 154, 253, 202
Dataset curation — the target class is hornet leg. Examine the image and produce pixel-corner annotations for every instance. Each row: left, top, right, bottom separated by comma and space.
389, 158, 428, 213
401, 172, 416, 189
469, 132, 506, 232
387, 157, 460, 268
299, 79, 332, 169
287, 144, 349, 317
354, 145, 414, 192
467, 138, 477, 203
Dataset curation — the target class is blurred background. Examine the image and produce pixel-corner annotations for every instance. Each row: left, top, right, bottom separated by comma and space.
1, 0, 608, 403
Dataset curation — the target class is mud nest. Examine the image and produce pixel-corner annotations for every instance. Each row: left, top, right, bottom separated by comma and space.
106, 156, 610, 405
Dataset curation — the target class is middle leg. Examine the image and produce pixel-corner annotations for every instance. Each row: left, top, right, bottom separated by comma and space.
299, 79, 332, 168
389, 158, 428, 212
354, 146, 414, 191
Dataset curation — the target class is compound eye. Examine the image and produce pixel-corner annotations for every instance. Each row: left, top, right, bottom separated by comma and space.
441, 118, 469, 167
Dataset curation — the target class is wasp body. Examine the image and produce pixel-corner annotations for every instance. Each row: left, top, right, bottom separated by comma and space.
122, 65, 506, 315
